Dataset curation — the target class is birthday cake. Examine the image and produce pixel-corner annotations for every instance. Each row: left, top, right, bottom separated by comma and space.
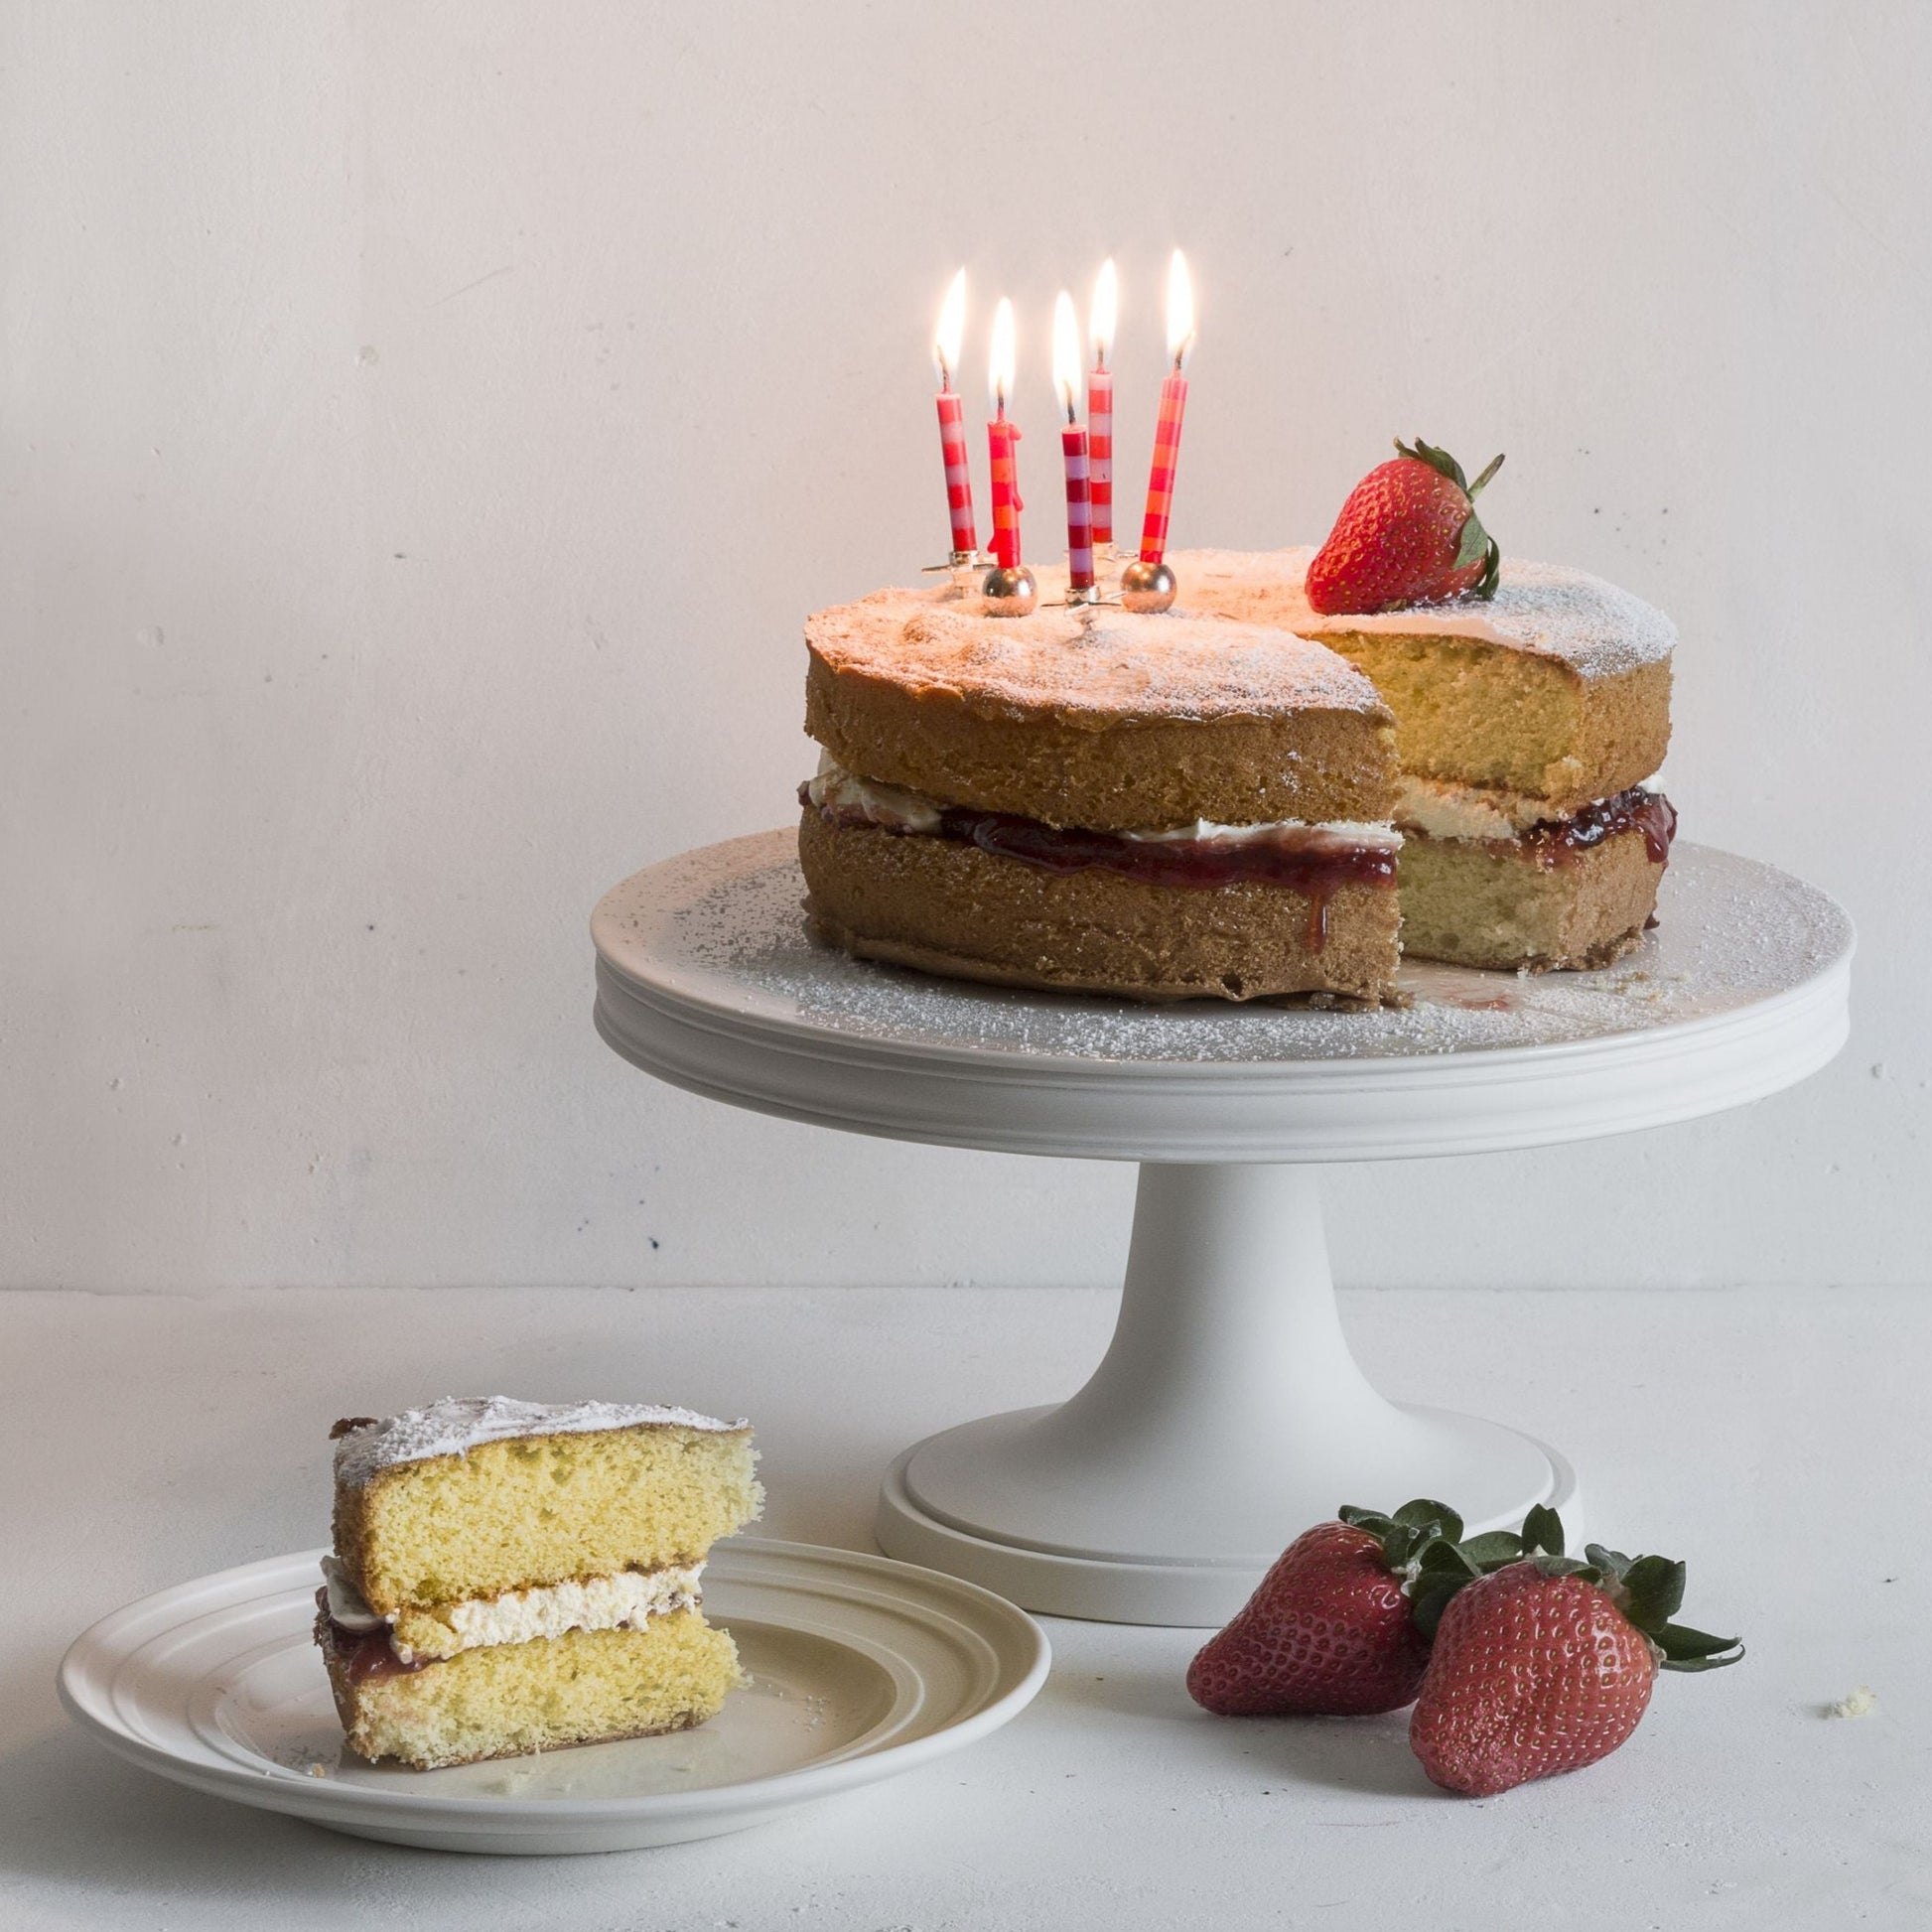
799, 587, 1405, 1004
802, 261, 1678, 998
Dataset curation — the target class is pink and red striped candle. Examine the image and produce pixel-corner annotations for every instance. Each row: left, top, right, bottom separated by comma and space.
1052, 290, 1095, 591
935, 387, 978, 556
1061, 425, 1094, 589
1137, 252, 1195, 568
931, 269, 978, 557
1086, 260, 1117, 550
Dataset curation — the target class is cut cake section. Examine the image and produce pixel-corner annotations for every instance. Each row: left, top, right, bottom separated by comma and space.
320, 1397, 759, 1771
1173, 547, 1673, 815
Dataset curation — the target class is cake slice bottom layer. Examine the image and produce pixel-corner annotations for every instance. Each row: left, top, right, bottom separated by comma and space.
799, 810, 1402, 1005
1396, 819, 1665, 970
319, 1607, 742, 1771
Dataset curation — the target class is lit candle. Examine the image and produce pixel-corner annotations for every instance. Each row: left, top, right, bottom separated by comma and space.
987, 297, 1024, 570
931, 269, 979, 562
1086, 259, 1117, 550
1137, 250, 1195, 568
1052, 291, 1095, 596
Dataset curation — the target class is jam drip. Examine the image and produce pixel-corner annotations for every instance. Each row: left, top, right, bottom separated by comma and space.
803, 786, 1398, 952
1520, 786, 1677, 867
315, 1587, 425, 1686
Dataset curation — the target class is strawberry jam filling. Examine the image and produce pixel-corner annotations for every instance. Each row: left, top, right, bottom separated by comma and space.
316, 1588, 425, 1685
1518, 787, 1676, 868
802, 785, 1398, 951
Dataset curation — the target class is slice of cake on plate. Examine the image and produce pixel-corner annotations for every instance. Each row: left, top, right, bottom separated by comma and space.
318, 1396, 760, 1770
1177, 547, 1676, 971
798, 582, 1404, 1005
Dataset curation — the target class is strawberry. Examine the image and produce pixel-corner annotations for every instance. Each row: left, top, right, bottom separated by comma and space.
1186, 1499, 1519, 1717
1305, 438, 1504, 615
1409, 1505, 1743, 1797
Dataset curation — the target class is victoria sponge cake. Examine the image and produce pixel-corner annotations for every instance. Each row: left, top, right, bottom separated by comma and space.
318, 1397, 760, 1771
798, 579, 1405, 1004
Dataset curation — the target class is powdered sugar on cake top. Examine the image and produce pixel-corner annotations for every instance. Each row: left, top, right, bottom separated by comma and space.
806, 578, 1388, 722
1175, 548, 1676, 680
333, 1395, 748, 1488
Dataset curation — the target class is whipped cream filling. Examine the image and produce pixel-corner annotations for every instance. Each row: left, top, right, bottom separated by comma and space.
321, 1556, 704, 1665
806, 753, 1400, 850
1395, 773, 1666, 844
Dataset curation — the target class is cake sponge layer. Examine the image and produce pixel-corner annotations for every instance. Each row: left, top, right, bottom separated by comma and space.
1173, 548, 1673, 813
799, 809, 1401, 1005
1397, 820, 1665, 970
1318, 631, 1670, 811
335, 1425, 760, 1616
805, 583, 1397, 831
320, 1607, 741, 1771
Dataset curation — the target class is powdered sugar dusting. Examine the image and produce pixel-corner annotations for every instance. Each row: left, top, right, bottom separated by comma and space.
594, 830, 1851, 1068
805, 574, 1387, 722
1175, 547, 1676, 680
334, 1396, 748, 1489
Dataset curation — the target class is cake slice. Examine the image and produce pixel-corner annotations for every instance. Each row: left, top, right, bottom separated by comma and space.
318, 1396, 760, 1770
1175, 548, 1677, 970
799, 576, 1404, 1004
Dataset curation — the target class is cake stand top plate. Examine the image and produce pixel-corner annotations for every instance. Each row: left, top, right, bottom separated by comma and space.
592, 830, 1853, 1162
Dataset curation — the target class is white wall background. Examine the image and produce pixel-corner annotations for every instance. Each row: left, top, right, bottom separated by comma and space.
3, 0, 1927, 1293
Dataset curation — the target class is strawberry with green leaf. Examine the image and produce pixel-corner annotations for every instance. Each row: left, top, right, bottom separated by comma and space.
1186, 1499, 1523, 1718
1306, 437, 1505, 615
1409, 1504, 1743, 1797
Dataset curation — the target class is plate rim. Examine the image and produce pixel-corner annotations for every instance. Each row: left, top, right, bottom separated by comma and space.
58, 1535, 1051, 1830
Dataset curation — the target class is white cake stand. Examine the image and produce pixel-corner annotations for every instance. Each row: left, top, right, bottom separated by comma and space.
592, 831, 1852, 1625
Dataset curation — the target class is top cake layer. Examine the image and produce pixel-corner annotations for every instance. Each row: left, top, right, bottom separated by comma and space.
331, 1398, 761, 1616
805, 580, 1397, 832
333, 1396, 747, 1489
1176, 547, 1676, 679
1173, 548, 1673, 813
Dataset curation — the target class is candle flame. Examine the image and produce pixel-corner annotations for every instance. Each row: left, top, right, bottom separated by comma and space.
989, 296, 1016, 415
1052, 291, 1082, 422
1166, 250, 1195, 370
933, 268, 967, 388
1089, 258, 1117, 369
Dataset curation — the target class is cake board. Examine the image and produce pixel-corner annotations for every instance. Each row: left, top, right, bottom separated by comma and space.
592, 830, 1852, 1626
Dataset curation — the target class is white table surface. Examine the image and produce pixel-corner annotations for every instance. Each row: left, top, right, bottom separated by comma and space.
4, 1283, 1925, 1929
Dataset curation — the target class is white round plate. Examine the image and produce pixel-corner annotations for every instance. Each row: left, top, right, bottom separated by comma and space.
58, 1537, 1049, 1856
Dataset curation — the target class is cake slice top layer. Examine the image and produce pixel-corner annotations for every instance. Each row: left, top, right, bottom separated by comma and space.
1175, 547, 1676, 680
807, 579, 1388, 724
805, 577, 1397, 832
332, 1398, 761, 1615
332, 1395, 747, 1489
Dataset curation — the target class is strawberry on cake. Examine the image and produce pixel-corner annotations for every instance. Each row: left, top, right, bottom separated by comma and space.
798, 585, 1405, 1005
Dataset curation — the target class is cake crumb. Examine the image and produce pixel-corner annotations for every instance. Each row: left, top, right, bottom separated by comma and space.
1826, 1686, 1876, 1719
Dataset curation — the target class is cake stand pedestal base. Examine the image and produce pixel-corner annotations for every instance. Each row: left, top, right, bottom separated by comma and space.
874, 1163, 1574, 1624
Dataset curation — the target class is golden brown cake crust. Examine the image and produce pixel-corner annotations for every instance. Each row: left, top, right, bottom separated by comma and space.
1173, 548, 1672, 813
798, 809, 1400, 1005
804, 583, 1397, 831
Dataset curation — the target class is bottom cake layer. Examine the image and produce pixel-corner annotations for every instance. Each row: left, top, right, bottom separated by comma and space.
1397, 819, 1667, 970
798, 809, 1403, 1005
318, 1604, 742, 1770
